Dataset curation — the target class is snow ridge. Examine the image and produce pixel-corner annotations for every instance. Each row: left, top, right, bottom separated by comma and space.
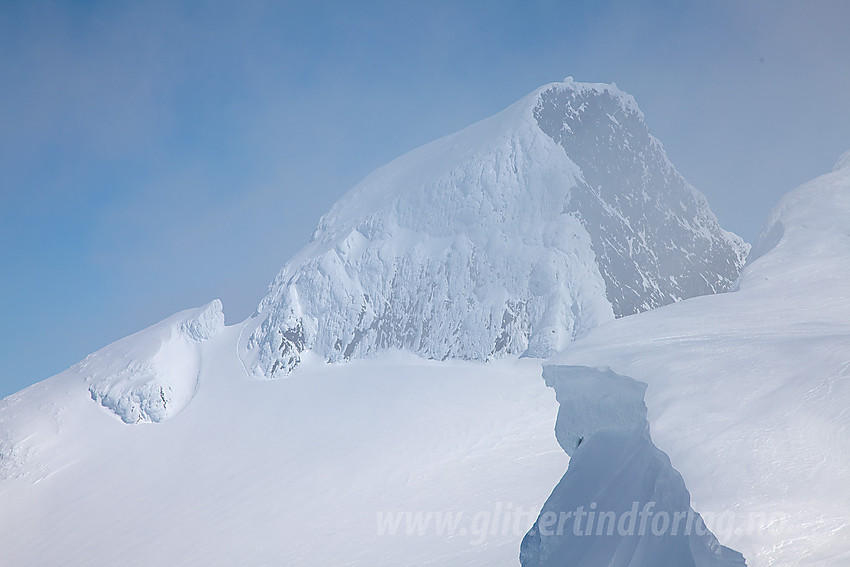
240, 79, 748, 379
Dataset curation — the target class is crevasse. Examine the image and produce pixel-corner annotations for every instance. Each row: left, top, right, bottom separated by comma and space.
520, 365, 746, 567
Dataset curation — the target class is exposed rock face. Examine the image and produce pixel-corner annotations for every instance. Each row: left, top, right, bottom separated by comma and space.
534, 87, 747, 316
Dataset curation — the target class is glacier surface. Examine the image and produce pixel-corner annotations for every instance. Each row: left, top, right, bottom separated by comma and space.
0, 347, 567, 566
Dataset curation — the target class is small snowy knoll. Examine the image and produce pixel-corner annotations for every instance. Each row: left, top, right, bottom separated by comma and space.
0, 300, 223, 485
86, 299, 224, 423
544, 156, 850, 565
242, 79, 747, 379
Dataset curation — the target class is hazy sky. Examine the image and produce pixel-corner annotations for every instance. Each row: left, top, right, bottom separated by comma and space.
1, 0, 848, 397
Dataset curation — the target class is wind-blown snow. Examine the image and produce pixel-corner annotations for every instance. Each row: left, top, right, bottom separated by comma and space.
544, 158, 850, 566
241, 78, 747, 379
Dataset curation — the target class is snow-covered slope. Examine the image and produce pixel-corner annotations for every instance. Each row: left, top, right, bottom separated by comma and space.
0, 333, 567, 565
538, 155, 850, 566
240, 79, 747, 379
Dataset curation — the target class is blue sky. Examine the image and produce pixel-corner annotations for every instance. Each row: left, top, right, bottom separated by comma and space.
1, 0, 849, 397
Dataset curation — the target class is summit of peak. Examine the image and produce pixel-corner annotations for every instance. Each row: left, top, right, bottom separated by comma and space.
529, 78, 644, 121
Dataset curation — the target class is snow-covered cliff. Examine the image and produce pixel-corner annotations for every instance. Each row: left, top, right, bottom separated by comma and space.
240, 79, 748, 378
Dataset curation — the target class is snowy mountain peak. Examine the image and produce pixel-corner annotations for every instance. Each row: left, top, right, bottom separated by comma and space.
241, 80, 748, 379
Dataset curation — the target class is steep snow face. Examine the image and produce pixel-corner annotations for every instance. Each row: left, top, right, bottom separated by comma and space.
85, 300, 224, 423
545, 160, 850, 566
241, 79, 747, 379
